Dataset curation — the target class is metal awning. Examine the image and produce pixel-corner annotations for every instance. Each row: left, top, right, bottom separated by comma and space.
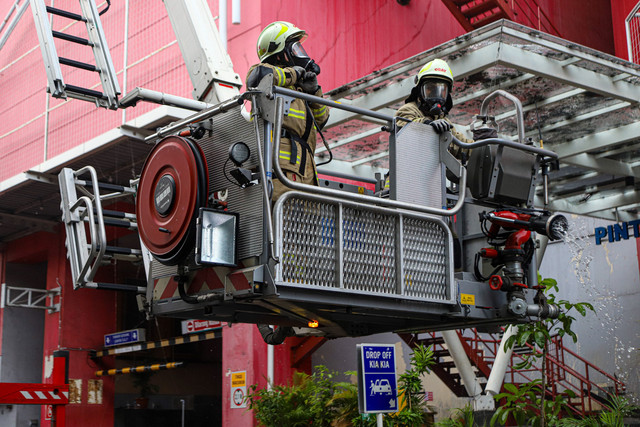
323, 20, 640, 222
1, 19, 639, 244
0, 106, 193, 243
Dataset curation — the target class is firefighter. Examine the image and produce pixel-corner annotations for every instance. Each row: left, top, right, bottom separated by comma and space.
383, 58, 472, 192
396, 58, 473, 159
246, 21, 330, 200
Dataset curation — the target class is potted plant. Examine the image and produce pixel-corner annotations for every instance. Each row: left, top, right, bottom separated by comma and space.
131, 369, 159, 409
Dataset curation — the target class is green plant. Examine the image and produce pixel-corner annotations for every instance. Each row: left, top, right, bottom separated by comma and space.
247, 345, 436, 427
390, 344, 436, 426
247, 365, 354, 426
131, 369, 159, 398
490, 381, 575, 427
435, 404, 476, 427
555, 394, 639, 427
499, 275, 594, 426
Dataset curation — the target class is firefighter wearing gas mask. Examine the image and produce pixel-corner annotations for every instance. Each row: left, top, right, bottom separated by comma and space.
395, 58, 472, 161
246, 21, 330, 200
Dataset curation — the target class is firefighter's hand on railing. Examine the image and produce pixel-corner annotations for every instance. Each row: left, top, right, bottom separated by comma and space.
300, 71, 319, 94
429, 119, 452, 134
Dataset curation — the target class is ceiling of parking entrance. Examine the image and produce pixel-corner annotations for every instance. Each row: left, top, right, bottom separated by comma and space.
322, 20, 640, 222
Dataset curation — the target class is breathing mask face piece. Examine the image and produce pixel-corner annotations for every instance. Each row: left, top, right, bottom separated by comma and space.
289, 41, 309, 60
419, 80, 449, 116
287, 41, 321, 75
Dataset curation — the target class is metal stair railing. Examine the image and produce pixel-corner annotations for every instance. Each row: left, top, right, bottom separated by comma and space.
58, 166, 144, 293
29, 0, 120, 109
509, 0, 562, 37
460, 328, 625, 417
441, 0, 561, 37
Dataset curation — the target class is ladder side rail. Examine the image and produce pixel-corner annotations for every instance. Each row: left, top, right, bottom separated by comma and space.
69, 195, 101, 285
29, 0, 66, 97
78, 0, 121, 109
72, 165, 108, 283
59, 168, 89, 286
0, 0, 29, 51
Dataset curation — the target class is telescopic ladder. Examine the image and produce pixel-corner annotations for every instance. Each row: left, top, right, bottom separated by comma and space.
29, 0, 120, 109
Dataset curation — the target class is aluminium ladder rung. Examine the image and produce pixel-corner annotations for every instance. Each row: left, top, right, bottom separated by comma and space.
90, 283, 145, 292
102, 209, 136, 220
45, 6, 86, 22
76, 180, 132, 193
52, 30, 92, 46
103, 246, 142, 256
59, 56, 97, 72
65, 83, 105, 99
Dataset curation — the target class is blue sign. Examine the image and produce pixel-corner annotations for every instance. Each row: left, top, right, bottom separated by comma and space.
104, 328, 145, 347
357, 344, 398, 413
594, 220, 640, 245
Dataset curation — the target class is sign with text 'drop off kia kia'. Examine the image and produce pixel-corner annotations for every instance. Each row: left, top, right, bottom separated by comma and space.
357, 344, 398, 413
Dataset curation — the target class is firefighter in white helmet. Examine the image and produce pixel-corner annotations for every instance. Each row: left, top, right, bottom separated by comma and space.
395, 58, 472, 160
246, 21, 330, 200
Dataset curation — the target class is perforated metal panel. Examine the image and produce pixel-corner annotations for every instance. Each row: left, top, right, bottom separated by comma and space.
280, 198, 337, 287
390, 122, 445, 211
402, 217, 449, 299
197, 106, 264, 260
275, 193, 455, 304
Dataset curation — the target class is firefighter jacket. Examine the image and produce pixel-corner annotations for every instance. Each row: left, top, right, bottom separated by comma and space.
246, 63, 330, 199
395, 101, 472, 160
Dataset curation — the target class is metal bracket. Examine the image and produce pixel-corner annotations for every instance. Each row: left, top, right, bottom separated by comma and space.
253, 75, 293, 124
1, 283, 61, 313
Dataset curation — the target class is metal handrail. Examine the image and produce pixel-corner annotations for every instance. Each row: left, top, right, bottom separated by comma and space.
71, 166, 107, 284
271, 95, 468, 218
479, 89, 526, 144
461, 329, 625, 415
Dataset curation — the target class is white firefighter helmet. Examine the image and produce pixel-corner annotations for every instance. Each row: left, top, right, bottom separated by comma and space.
415, 59, 454, 86
256, 21, 307, 62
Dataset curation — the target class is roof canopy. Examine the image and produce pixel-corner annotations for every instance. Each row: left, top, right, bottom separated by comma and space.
324, 20, 640, 222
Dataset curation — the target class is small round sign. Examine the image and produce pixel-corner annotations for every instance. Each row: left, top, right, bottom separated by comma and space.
233, 388, 244, 406
154, 174, 176, 216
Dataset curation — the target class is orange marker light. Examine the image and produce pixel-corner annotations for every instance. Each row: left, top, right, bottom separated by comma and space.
308, 320, 319, 328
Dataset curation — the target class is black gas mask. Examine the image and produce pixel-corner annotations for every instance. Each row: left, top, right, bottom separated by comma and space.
285, 41, 321, 75
419, 80, 449, 116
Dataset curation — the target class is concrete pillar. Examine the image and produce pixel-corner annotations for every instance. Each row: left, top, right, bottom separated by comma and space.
221, 323, 299, 425
6, 230, 117, 427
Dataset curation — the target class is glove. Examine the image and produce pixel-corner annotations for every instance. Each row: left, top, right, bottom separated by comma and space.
429, 119, 452, 134
300, 71, 319, 94
307, 60, 321, 75
292, 66, 306, 81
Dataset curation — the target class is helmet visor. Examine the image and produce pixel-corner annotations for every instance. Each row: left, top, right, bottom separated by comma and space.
289, 41, 310, 59
420, 81, 449, 101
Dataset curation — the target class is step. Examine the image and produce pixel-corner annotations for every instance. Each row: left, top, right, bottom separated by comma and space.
52, 31, 92, 46
65, 84, 106, 99
462, 0, 499, 18
59, 57, 98, 72
471, 11, 509, 28
45, 6, 86, 22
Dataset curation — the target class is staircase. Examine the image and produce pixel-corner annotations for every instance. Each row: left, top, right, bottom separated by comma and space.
400, 328, 625, 417
441, 0, 562, 37
29, 0, 120, 109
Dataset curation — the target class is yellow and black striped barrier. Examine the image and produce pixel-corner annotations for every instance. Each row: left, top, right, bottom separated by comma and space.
96, 361, 184, 377
93, 329, 222, 358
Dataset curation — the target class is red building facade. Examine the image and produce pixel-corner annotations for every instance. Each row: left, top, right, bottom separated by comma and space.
0, 1, 633, 425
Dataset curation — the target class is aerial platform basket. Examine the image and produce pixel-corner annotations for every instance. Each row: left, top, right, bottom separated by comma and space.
59, 80, 561, 338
